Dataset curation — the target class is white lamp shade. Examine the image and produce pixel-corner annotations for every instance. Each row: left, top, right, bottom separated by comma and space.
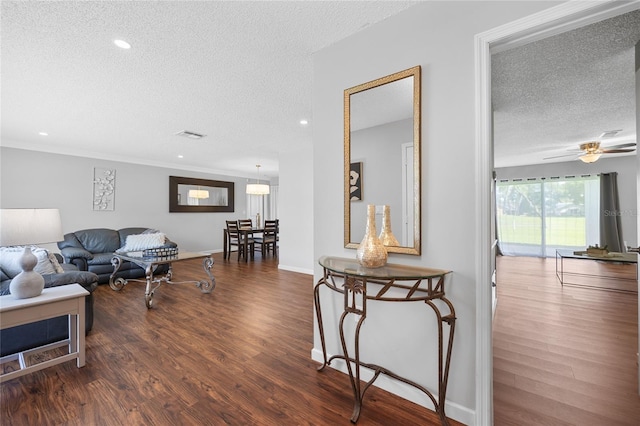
0, 208, 64, 246
246, 183, 270, 195
188, 189, 210, 199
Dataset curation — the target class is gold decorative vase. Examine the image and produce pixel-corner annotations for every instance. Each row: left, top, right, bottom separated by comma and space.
378, 205, 400, 247
356, 205, 387, 268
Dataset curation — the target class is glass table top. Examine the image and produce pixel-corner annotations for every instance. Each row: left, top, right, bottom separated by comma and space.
556, 249, 638, 263
115, 251, 211, 265
318, 256, 450, 279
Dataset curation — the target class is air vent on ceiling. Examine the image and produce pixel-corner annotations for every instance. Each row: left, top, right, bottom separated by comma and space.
599, 129, 621, 139
175, 130, 206, 139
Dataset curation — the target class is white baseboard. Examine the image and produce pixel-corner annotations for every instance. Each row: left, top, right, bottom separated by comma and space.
310, 348, 474, 425
492, 295, 498, 318
278, 264, 313, 275
199, 249, 223, 255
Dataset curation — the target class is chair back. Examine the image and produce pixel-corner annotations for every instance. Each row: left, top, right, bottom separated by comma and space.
226, 220, 240, 239
263, 220, 278, 240
265, 219, 279, 237
238, 219, 253, 230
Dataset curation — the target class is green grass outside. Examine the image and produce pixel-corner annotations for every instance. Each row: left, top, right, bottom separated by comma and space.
497, 215, 586, 246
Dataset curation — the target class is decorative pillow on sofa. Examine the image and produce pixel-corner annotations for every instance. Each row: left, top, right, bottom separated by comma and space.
116, 233, 166, 253
47, 251, 65, 274
0, 246, 60, 278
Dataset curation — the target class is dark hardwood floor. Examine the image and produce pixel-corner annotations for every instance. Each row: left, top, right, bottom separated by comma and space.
1, 252, 462, 425
493, 255, 640, 425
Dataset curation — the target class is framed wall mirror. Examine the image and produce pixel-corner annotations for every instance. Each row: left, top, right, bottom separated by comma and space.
344, 66, 421, 255
169, 176, 235, 212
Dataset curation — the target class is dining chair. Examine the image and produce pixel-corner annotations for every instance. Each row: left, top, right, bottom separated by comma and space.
226, 220, 254, 261
255, 220, 278, 257
238, 218, 253, 229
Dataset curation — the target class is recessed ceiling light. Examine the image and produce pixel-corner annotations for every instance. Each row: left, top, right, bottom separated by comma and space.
38, 132, 48, 136
114, 39, 131, 49
299, 119, 309, 125
178, 155, 184, 159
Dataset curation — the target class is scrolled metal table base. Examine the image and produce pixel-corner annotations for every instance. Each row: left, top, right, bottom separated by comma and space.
110, 255, 215, 309
314, 256, 455, 425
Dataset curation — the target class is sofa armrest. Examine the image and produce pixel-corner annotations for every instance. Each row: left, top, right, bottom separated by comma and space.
162, 238, 178, 249
60, 247, 93, 260
60, 247, 92, 271
43, 271, 99, 293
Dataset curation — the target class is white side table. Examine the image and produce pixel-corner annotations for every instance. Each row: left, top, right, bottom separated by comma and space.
0, 284, 89, 383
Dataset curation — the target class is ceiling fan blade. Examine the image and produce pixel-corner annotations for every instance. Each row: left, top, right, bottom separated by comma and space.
603, 142, 636, 150
543, 153, 578, 160
601, 148, 636, 154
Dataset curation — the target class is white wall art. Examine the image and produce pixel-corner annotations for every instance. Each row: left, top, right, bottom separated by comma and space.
93, 167, 116, 211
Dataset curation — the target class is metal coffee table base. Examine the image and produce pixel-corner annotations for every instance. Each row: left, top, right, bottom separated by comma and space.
110, 253, 215, 308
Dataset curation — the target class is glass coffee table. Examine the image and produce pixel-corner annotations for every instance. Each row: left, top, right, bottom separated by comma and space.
110, 251, 215, 308
556, 249, 638, 293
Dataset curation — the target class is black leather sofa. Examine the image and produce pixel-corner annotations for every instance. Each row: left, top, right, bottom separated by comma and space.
57, 227, 177, 284
0, 258, 99, 357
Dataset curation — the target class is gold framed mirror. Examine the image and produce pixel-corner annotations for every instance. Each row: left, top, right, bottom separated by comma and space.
344, 66, 421, 255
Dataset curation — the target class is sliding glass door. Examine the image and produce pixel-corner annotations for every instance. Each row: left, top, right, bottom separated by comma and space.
496, 175, 599, 257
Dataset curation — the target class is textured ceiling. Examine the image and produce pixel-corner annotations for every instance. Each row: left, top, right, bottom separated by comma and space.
492, 8, 640, 168
0, 0, 416, 179
3, 3, 638, 177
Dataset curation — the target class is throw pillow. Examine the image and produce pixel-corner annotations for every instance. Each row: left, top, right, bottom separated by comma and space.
0, 246, 58, 278
116, 233, 166, 253
47, 251, 65, 274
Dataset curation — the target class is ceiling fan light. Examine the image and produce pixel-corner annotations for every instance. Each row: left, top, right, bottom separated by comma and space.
579, 152, 602, 163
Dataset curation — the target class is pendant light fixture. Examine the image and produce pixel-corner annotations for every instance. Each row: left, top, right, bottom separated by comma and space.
246, 164, 270, 195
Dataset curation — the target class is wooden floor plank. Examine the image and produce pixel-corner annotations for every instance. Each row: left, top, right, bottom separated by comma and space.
494, 255, 640, 425
1, 252, 461, 425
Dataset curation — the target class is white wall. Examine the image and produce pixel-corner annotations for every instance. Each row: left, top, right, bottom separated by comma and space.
635, 39, 640, 393
0, 147, 247, 253
495, 156, 638, 247
312, 2, 557, 424
278, 143, 314, 274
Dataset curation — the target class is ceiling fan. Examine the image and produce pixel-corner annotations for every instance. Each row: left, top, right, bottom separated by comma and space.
543, 140, 637, 163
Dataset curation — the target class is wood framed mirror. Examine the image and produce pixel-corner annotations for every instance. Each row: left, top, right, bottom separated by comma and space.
169, 176, 235, 213
344, 66, 421, 255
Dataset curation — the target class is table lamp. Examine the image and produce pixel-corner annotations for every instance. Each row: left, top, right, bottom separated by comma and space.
0, 208, 64, 299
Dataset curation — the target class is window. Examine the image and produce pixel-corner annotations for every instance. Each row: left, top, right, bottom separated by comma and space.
246, 185, 278, 224
496, 175, 599, 257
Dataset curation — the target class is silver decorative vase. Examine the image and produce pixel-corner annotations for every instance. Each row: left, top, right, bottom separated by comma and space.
378, 205, 400, 247
356, 205, 387, 268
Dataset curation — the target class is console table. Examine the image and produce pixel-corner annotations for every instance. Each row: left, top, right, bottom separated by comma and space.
0, 284, 89, 383
110, 252, 215, 308
314, 256, 454, 424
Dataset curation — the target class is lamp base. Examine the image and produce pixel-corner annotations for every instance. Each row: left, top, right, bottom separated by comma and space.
8, 247, 45, 299
9, 271, 45, 299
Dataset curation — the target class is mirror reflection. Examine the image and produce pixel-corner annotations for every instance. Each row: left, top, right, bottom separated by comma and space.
177, 184, 229, 206
344, 66, 421, 255
169, 176, 235, 213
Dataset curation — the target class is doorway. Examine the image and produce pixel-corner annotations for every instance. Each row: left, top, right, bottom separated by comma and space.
475, 2, 640, 424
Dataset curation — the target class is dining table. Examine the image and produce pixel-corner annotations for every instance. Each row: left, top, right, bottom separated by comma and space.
223, 226, 264, 262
